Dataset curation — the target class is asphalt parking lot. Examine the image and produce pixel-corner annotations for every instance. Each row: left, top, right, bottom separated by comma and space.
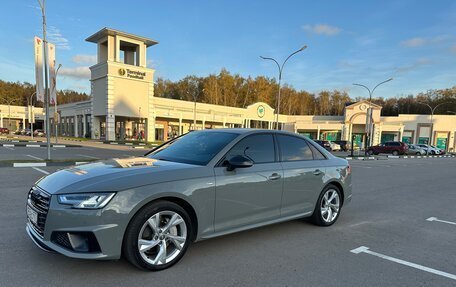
1, 150, 455, 286
0, 144, 145, 161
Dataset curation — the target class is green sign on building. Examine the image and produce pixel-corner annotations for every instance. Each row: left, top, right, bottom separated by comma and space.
436, 138, 447, 150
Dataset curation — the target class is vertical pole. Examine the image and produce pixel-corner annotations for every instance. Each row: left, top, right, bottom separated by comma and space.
40, 0, 51, 160
193, 97, 196, 130
275, 71, 282, 130
430, 109, 434, 146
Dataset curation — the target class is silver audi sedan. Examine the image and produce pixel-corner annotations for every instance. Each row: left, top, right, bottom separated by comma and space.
26, 129, 352, 271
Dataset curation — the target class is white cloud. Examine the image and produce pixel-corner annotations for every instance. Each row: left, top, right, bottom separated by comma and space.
400, 35, 450, 48
400, 37, 427, 47
395, 58, 432, 74
72, 54, 97, 65
451, 44, 456, 54
302, 24, 341, 36
47, 26, 70, 50
59, 67, 90, 79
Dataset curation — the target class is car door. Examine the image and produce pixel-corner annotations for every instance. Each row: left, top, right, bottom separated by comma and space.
214, 133, 283, 232
277, 135, 327, 217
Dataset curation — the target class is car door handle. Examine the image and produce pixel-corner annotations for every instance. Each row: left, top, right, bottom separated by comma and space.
268, 173, 281, 181
313, 169, 323, 176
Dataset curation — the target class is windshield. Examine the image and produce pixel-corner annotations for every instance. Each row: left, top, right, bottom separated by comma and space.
148, 131, 238, 165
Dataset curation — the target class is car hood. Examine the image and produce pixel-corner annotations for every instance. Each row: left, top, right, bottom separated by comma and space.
36, 157, 203, 194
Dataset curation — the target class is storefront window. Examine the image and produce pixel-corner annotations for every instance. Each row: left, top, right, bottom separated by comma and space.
418, 137, 429, 144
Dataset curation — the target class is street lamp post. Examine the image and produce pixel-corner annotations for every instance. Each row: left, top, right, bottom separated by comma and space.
186, 90, 198, 130
417, 101, 452, 152
353, 78, 393, 150
260, 45, 307, 130
37, 0, 51, 160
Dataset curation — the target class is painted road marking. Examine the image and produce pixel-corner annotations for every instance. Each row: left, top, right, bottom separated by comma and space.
3, 146, 14, 150
350, 246, 456, 281
32, 167, 50, 175
27, 154, 43, 160
77, 154, 99, 159
13, 162, 46, 167
426, 217, 456, 226
26, 144, 41, 148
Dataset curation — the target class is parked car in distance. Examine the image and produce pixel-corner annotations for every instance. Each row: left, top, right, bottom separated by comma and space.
431, 145, 445, 155
367, 141, 408, 156
314, 140, 332, 151
329, 141, 341, 151
25, 129, 352, 271
333, 140, 351, 151
415, 144, 441, 155
406, 144, 426, 155
33, 129, 45, 137
0, 127, 9, 135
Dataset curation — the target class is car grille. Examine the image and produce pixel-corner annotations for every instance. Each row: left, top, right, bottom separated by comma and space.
27, 186, 51, 237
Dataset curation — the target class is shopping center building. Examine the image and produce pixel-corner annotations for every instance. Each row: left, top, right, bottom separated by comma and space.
1, 28, 455, 151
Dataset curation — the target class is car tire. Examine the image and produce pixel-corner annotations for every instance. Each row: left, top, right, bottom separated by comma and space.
310, 184, 342, 227
416, 152, 421, 155
392, 150, 399, 156
123, 200, 193, 271
367, 149, 374, 156
431, 150, 436, 155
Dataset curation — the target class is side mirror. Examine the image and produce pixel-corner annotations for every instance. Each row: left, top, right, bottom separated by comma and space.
225, 155, 253, 171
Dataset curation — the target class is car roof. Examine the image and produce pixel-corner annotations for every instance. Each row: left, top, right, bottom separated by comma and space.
194, 128, 300, 137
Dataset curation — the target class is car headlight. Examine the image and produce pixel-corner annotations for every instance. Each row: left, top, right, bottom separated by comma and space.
57, 193, 115, 209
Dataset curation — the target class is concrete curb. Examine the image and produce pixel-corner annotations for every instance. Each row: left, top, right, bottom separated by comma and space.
345, 154, 455, 160
1, 143, 81, 148
1, 161, 89, 168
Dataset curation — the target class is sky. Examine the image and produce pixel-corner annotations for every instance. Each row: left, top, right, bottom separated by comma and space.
0, 0, 455, 99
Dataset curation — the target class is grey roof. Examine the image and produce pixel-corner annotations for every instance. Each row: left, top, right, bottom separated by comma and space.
86, 28, 158, 47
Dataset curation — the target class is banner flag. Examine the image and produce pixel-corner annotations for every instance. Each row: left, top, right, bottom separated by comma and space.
48, 43, 57, 106
34, 36, 44, 102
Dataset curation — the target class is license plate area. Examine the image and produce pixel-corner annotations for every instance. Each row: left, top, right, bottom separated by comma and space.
27, 205, 38, 225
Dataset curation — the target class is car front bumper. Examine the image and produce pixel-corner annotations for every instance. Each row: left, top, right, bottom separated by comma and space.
25, 188, 138, 260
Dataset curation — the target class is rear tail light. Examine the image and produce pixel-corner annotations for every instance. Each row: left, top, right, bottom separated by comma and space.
347, 165, 351, 175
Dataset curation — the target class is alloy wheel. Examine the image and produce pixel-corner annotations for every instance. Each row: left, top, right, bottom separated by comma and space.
137, 211, 187, 266
320, 189, 340, 223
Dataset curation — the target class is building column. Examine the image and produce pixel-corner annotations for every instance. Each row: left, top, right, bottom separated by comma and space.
146, 82, 156, 142
317, 125, 321, 140
342, 123, 349, 140
398, 125, 404, 143
22, 114, 26, 130
178, 114, 183, 136
0, 113, 3, 128
82, 111, 87, 137
223, 117, 226, 128
202, 116, 206, 130
74, 115, 79, 138
91, 116, 100, 139
105, 75, 115, 141
348, 123, 353, 142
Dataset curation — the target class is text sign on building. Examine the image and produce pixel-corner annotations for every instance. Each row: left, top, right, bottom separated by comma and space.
118, 68, 146, 80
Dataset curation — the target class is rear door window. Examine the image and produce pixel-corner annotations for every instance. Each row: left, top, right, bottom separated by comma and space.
278, 135, 314, 161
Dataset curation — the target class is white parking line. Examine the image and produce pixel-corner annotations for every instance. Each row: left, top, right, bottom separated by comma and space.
27, 154, 43, 160
350, 246, 456, 281
32, 167, 50, 175
426, 217, 456, 226
77, 154, 99, 159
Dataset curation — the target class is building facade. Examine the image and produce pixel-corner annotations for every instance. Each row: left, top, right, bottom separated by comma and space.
2, 28, 455, 151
